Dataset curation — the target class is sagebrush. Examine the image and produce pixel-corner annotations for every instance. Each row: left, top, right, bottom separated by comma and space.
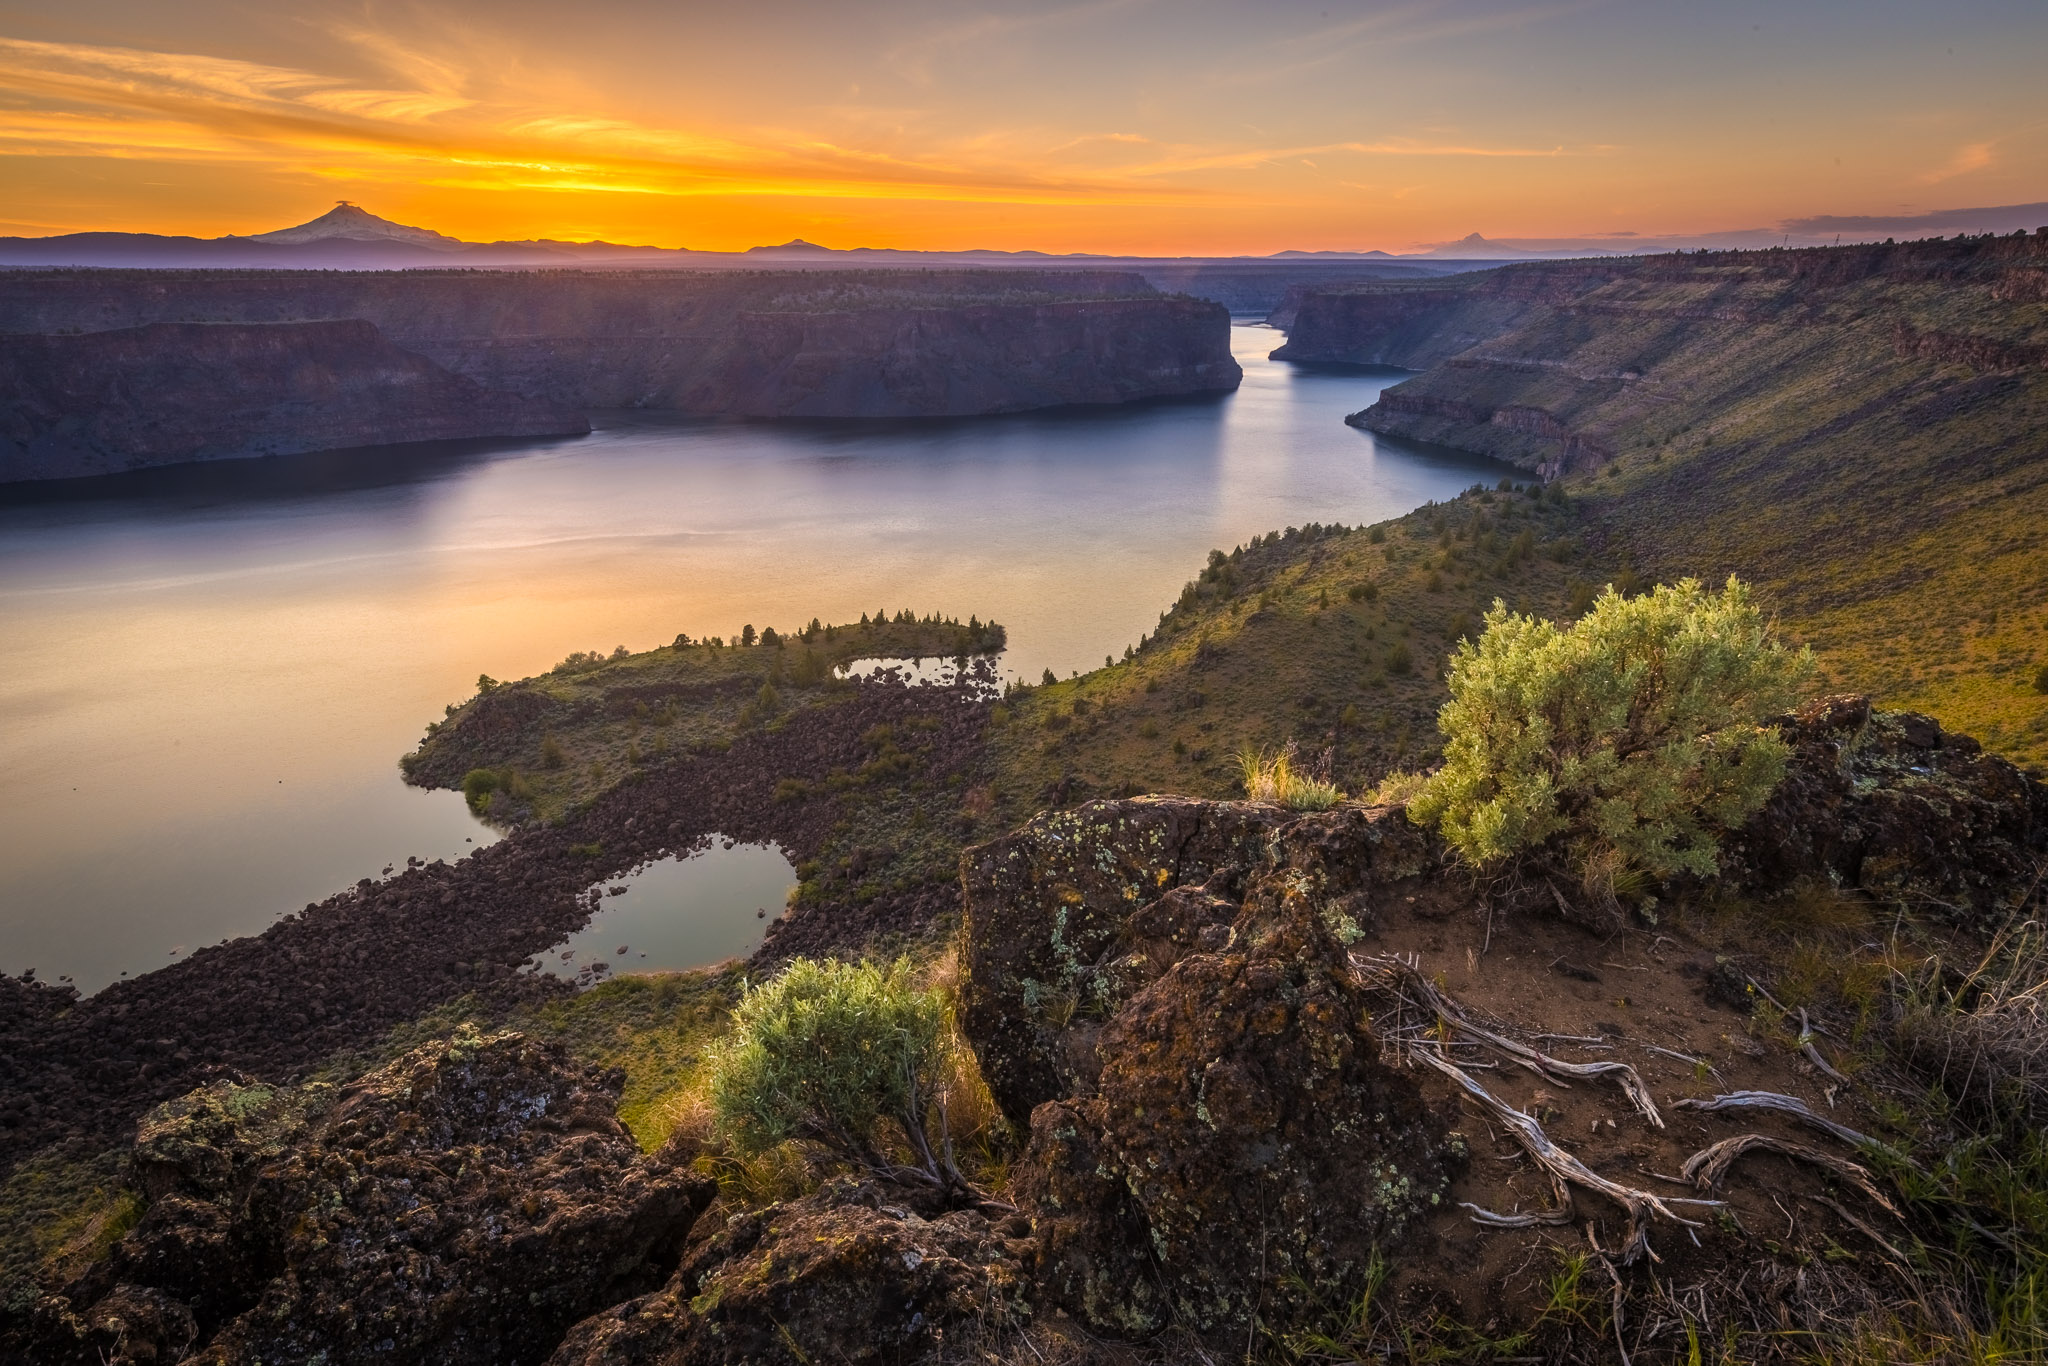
1409, 576, 1813, 885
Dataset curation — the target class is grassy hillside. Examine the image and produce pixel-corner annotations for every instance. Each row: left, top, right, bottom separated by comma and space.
1311, 235, 2048, 767
991, 483, 1594, 807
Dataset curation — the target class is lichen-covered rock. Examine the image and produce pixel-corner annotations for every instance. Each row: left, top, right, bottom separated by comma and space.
960, 798, 1447, 1130
1011, 1099, 1170, 1336
963, 800, 1460, 1347
20, 1028, 713, 1366
546, 1177, 1032, 1365
1089, 889, 1455, 1340
1730, 696, 2048, 924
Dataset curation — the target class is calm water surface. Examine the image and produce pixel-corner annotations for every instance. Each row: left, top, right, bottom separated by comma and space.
543, 843, 796, 984
0, 324, 1511, 992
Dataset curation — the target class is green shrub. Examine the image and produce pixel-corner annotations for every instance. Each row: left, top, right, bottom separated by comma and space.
1409, 577, 1813, 887
706, 958, 967, 1191
2035, 664, 2048, 695
460, 768, 499, 813
540, 734, 566, 769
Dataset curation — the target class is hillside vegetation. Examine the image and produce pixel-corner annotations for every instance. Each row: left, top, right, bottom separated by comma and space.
993, 483, 1595, 807
405, 614, 1004, 826
1280, 233, 2048, 768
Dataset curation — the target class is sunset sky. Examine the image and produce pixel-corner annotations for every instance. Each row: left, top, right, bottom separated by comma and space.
1, 0, 2043, 254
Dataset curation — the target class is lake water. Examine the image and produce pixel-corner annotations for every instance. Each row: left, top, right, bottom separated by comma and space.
0, 323, 1512, 993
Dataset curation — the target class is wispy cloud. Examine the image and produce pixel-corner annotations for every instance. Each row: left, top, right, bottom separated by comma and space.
0, 33, 1223, 209
1919, 141, 1994, 184
883, 0, 1154, 85
1120, 137, 1592, 177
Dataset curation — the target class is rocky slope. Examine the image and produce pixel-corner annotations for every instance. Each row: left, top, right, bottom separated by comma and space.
1270, 233, 2048, 764
0, 321, 587, 482
6, 695, 2041, 1363
0, 269, 1241, 417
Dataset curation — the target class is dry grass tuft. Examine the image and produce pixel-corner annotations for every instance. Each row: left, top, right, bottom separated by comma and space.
1894, 917, 2048, 1124
1238, 741, 1343, 810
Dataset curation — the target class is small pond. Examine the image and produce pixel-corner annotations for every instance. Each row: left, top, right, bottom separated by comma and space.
541, 839, 796, 985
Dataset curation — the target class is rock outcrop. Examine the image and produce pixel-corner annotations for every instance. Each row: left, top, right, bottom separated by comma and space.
1729, 695, 2048, 926
961, 799, 1463, 1346
10, 1028, 713, 1366
0, 321, 587, 482
0, 269, 1242, 422
547, 1177, 1031, 1365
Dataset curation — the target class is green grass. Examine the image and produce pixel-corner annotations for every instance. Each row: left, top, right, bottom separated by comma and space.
993, 488, 1591, 803
0, 1147, 135, 1314
519, 967, 747, 1149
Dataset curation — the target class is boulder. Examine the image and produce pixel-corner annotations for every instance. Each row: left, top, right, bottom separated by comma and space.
962, 800, 1461, 1346
547, 1177, 1031, 1365
1730, 696, 2048, 924
961, 798, 1452, 1130
20, 1028, 713, 1366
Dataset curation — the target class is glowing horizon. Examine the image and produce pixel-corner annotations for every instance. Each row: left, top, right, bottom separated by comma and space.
1, 2, 2043, 255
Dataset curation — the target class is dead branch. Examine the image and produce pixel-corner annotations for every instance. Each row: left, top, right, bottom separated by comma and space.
1797, 1008, 1850, 1084
1680, 1133, 1899, 1217
1408, 1044, 1714, 1264
1356, 953, 1665, 1127
1670, 1090, 1879, 1151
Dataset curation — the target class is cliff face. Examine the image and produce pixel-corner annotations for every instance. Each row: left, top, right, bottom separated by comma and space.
1267, 281, 1537, 367
0, 269, 1242, 416
0, 321, 588, 482
1267, 233, 2048, 480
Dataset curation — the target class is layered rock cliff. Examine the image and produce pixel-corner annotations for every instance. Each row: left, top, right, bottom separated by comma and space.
0, 321, 587, 482
1267, 232, 2048, 480
0, 269, 1242, 418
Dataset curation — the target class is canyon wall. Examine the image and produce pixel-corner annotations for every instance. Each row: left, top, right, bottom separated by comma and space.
1268, 231, 2048, 480
0, 321, 587, 483
0, 268, 1242, 416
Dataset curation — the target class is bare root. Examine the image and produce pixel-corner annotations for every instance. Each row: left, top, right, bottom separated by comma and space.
1407, 1044, 1715, 1263
1670, 1090, 1881, 1151
1681, 1133, 1899, 1217
1355, 952, 1665, 1127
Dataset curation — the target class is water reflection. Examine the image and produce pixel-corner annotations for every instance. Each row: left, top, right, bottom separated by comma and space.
0, 323, 1514, 991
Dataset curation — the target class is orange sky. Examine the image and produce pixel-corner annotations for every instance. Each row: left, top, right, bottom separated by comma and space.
0, 0, 2043, 253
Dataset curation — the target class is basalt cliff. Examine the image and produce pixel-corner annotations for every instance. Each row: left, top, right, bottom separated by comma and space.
0, 321, 588, 483
0, 268, 1241, 481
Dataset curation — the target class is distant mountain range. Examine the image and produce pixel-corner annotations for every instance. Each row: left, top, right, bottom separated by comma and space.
7, 202, 2039, 273
0, 204, 1541, 272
